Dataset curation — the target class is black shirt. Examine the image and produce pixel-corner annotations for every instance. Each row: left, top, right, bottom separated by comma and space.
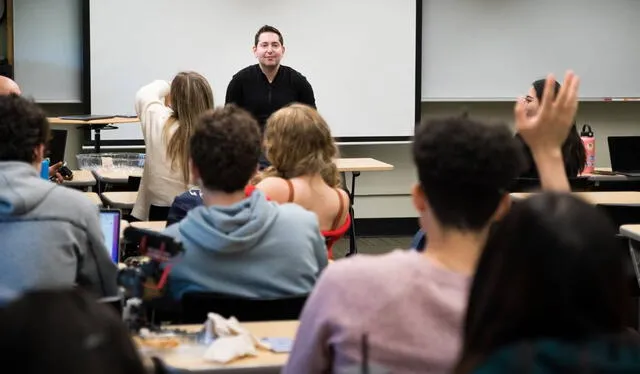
225, 64, 316, 130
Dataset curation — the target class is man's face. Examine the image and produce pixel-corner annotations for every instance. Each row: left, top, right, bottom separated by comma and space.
253, 32, 285, 68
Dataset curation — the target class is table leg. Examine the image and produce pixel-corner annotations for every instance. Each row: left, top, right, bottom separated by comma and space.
341, 171, 361, 256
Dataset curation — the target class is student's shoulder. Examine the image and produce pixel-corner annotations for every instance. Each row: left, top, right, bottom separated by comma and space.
274, 201, 318, 225
48, 185, 97, 211
281, 65, 309, 82
327, 250, 421, 281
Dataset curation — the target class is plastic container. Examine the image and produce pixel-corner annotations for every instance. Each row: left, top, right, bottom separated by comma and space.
76, 153, 145, 173
580, 124, 595, 174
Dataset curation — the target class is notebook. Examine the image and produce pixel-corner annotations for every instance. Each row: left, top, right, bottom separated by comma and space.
608, 136, 640, 176
99, 209, 121, 263
58, 114, 116, 121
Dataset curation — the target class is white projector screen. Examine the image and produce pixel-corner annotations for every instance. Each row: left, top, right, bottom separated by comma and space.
90, 0, 417, 141
422, 0, 640, 101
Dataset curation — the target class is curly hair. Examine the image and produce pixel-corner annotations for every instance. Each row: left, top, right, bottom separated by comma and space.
190, 105, 261, 193
413, 117, 524, 230
261, 104, 341, 187
0, 94, 50, 163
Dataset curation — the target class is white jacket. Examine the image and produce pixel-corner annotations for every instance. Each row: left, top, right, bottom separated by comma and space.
131, 80, 187, 220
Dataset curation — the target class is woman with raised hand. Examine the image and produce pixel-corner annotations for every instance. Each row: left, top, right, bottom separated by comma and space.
132, 72, 214, 221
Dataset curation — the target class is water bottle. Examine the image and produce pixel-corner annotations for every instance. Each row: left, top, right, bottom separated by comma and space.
580, 124, 595, 174
40, 158, 50, 180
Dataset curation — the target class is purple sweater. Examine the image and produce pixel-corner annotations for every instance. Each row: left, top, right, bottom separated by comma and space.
284, 250, 470, 374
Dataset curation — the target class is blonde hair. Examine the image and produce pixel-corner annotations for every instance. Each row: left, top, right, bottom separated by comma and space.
262, 104, 341, 187
163, 71, 214, 185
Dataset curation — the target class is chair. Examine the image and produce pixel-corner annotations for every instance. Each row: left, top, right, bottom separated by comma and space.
180, 292, 309, 324
148, 205, 170, 221
127, 175, 141, 191
411, 230, 427, 252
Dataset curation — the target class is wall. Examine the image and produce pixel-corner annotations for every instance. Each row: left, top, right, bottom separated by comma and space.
343, 101, 640, 219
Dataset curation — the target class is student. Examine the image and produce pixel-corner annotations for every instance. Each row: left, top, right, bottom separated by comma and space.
0, 76, 64, 182
0, 95, 118, 298
284, 72, 580, 373
132, 72, 214, 221
226, 25, 316, 168
455, 193, 640, 373
0, 289, 163, 374
164, 105, 327, 300
516, 78, 586, 179
166, 186, 202, 226
253, 104, 350, 257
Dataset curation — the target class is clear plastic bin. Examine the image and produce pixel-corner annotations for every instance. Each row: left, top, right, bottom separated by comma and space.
76, 153, 145, 173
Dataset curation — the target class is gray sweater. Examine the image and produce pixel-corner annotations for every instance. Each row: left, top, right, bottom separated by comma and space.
0, 161, 118, 298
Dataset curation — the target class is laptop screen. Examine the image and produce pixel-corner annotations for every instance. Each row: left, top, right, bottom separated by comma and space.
99, 210, 121, 263
608, 136, 640, 173
48, 129, 67, 164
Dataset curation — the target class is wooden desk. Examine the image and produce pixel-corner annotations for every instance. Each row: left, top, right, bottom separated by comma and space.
48, 117, 139, 153
62, 169, 97, 188
93, 168, 143, 184
620, 224, 640, 242
130, 221, 167, 232
334, 158, 394, 172
83, 192, 103, 207
334, 158, 395, 256
142, 320, 298, 373
585, 167, 640, 183
511, 191, 640, 206
101, 191, 138, 209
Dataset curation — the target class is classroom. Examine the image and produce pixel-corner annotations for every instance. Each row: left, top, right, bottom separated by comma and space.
1, 0, 640, 373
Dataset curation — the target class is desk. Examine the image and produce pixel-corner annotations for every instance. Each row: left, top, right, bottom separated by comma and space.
101, 191, 138, 209
130, 221, 167, 232
83, 192, 103, 207
93, 168, 143, 185
586, 167, 640, 183
48, 117, 139, 153
511, 191, 640, 206
142, 320, 298, 373
335, 158, 394, 255
62, 169, 97, 188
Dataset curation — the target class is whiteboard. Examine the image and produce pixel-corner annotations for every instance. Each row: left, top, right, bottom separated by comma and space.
422, 0, 640, 101
13, 0, 82, 103
90, 0, 416, 141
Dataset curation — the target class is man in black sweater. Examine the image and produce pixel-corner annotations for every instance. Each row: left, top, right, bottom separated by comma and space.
225, 25, 316, 168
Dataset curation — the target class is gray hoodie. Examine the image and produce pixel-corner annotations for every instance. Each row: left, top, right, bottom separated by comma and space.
164, 190, 328, 300
0, 161, 118, 297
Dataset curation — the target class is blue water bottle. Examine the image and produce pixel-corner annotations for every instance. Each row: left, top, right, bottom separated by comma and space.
40, 158, 50, 180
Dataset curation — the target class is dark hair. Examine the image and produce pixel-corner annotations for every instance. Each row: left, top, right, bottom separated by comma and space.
191, 105, 261, 193
456, 193, 630, 373
0, 289, 147, 374
412, 117, 524, 230
0, 94, 50, 163
518, 79, 586, 178
254, 25, 284, 46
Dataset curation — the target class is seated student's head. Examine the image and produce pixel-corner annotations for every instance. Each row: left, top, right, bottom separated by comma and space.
0, 95, 50, 170
0, 289, 148, 374
412, 117, 524, 240
456, 194, 630, 373
263, 103, 341, 187
0, 76, 21, 96
520, 78, 586, 178
166, 71, 215, 184
189, 104, 261, 194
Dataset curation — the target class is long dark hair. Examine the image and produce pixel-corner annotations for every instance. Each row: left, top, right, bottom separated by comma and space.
518, 79, 586, 178
0, 289, 148, 374
455, 193, 630, 373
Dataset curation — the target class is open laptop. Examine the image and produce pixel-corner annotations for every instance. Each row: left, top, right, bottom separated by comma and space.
608, 136, 640, 176
99, 209, 121, 263
47, 129, 67, 164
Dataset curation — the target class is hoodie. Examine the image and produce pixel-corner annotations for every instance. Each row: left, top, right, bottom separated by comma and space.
472, 336, 640, 373
164, 190, 328, 300
0, 162, 118, 297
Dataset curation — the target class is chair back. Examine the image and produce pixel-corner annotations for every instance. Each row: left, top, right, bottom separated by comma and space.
149, 205, 170, 221
180, 292, 308, 323
127, 175, 141, 191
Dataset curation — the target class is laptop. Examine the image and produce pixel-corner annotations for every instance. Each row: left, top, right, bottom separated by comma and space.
99, 209, 121, 263
47, 129, 67, 164
608, 136, 640, 176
